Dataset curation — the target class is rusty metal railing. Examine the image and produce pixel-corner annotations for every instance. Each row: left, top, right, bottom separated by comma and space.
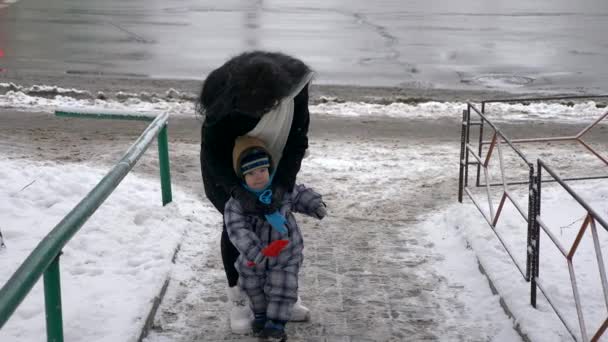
459, 95, 608, 342
476, 96, 608, 186
533, 160, 608, 342
459, 103, 534, 280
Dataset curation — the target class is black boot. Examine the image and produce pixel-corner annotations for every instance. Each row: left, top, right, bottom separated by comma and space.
251, 312, 266, 336
262, 320, 287, 341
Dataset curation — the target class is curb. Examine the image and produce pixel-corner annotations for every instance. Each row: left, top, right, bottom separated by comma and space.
136, 243, 182, 342
137, 278, 171, 342
475, 258, 532, 342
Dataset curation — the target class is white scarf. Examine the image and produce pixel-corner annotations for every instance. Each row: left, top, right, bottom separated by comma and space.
246, 98, 294, 165
246, 72, 313, 166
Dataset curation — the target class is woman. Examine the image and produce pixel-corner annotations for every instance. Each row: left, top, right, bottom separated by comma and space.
197, 50, 313, 333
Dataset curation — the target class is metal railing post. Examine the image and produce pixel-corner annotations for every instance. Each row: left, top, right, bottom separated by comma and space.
157, 124, 172, 206
43, 255, 64, 342
459, 109, 468, 202
531, 160, 542, 308
465, 104, 472, 188
526, 165, 535, 285
477, 102, 486, 187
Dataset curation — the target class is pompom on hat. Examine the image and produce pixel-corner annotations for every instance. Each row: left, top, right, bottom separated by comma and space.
233, 136, 274, 179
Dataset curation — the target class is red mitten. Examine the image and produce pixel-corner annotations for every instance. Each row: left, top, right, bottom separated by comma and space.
262, 240, 289, 257
246, 260, 256, 267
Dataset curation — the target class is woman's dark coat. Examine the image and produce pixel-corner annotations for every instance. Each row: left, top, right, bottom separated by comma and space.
199, 51, 312, 213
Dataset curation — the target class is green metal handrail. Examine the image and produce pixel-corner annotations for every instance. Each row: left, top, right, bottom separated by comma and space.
0, 110, 172, 342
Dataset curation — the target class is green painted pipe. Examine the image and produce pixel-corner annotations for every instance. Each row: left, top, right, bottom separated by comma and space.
55, 109, 154, 122
157, 125, 173, 206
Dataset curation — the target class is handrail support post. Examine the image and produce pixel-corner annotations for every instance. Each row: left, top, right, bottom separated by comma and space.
44, 255, 64, 342
157, 124, 173, 206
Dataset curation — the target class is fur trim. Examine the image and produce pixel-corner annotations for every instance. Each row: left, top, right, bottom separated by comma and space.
197, 51, 311, 125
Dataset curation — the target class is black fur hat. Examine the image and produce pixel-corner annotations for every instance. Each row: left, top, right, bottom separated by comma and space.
231, 54, 291, 117
197, 51, 311, 124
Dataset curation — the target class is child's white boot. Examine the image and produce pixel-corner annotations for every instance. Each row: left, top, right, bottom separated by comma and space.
227, 285, 253, 333
290, 296, 310, 321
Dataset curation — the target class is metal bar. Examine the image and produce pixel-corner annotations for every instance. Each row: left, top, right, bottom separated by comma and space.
504, 191, 529, 221
464, 189, 528, 278
494, 229, 528, 278
569, 261, 590, 342
0, 228, 5, 249
468, 107, 533, 166
55, 108, 155, 122
496, 139, 508, 190
567, 214, 592, 260
0, 112, 169, 329
492, 192, 507, 227
465, 104, 472, 189
157, 125, 173, 206
477, 103, 486, 187
480, 136, 576, 145
464, 188, 494, 227
483, 133, 497, 168
537, 217, 569, 257
482, 166, 495, 220
465, 144, 495, 220
539, 160, 608, 232
459, 109, 468, 203
535, 277, 584, 341
467, 105, 501, 142
535, 164, 541, 282
466, 144, 485, 165
509, 136, 577, 143
43, 256, 64, 342
576, 111, 608, 138
482, 95, 608, 104
578, 139, 608, 167
481, 174, 608, 187
529, 167, 537, 297
591, 318, 608, 342
484, 180, 532, 187
589, 218, 608, 315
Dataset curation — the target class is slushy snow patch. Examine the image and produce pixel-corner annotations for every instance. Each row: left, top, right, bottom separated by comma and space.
1, 84, 607, 122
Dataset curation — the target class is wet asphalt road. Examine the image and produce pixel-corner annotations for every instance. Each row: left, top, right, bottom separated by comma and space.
1, 0, 608, 94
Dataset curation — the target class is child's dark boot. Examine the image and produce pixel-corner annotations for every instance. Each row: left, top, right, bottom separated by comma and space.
251, 312, 266, 336
262, 320, 287, 341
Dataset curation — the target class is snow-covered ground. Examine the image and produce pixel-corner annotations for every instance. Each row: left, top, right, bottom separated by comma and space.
1, 86, 607, 341
3, 147, 606, 341
440, 179, 608, 342
0, 158, 219, 342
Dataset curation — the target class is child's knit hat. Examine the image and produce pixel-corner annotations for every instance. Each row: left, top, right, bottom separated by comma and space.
233, 136, 274, 179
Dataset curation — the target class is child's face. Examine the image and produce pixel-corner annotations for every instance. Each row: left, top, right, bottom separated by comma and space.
244, 167, 270, 190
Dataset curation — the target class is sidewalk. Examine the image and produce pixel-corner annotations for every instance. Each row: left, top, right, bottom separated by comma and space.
144, 136, 521, 342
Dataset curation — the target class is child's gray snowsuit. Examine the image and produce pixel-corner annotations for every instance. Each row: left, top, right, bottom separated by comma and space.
224, 184, 323, 321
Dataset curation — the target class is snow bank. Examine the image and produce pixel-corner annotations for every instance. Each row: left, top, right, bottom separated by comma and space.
1, 83, 607, 122
0, 158, 217, 342
435, 180, 608, 342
